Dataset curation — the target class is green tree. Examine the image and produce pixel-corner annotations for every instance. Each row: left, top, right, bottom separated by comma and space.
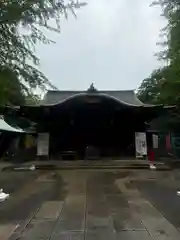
138, 68, 166, 104
0, 0, 86, 104
0, 67, 25, 105
148, 0, 180, 105
138, 0, 180, 131
25, 93, 41, 105
137, 66, 176, 104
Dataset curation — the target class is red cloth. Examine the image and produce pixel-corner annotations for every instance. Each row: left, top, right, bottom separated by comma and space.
148, 150, 155, 162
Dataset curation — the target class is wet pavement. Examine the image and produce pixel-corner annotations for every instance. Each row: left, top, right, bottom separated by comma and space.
0, 169, 180, 239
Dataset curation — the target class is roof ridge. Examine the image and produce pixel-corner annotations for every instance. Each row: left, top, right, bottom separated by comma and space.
46, 89, 135, 93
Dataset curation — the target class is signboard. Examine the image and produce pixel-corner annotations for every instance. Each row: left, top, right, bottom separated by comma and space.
135, 132, 147, 158
37, 133, 49, 156
152, 134, 158, 149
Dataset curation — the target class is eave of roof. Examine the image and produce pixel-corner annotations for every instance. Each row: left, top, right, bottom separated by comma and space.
42, 90, 144, 106
0, 118, 24, 133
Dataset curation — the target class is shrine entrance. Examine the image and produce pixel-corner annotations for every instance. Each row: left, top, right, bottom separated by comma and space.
45, 94, 145, 159
6, 85, 168, 160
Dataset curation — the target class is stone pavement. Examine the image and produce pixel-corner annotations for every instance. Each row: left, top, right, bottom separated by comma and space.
0, 169, 180, 239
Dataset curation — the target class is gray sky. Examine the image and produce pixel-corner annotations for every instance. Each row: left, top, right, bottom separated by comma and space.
36, 0, 166, 91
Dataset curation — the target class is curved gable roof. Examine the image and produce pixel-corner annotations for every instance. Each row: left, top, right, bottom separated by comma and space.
42, 90, 143, 106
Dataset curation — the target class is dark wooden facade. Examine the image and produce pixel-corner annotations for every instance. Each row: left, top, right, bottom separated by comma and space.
0, 87, 173, 159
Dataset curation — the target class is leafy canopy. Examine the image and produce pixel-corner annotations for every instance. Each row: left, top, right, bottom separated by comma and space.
137, 0, 180, 131
138, 0, 180, 105
0, 0, 86, 105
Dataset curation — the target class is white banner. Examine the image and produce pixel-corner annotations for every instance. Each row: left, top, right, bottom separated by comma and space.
135, 132, 147, 157
37, 133, 49, 156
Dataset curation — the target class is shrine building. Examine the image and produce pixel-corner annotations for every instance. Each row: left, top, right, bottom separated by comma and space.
5, 84, 171, 160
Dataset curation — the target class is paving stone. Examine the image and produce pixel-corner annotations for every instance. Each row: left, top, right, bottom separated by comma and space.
59, 195, 85, 218
58, 204, 85, 225
85, 230, 115, 240
19, 220, 56, 240
86, 215, 113, 231
69, 232, 84, 240
115, 230, 153, 240
8, 209, 38, 240
128, 196, 180, 240
86, 202, 109, 217
65, 194, 85, 208
103, 186, 120, 194
0, 224, 18, 240
57, 194, 85, 230
128, 199, 163, 218
59, 211, 85, 222
111, 212, 145, 231
3, 169, 180, 240
141, 217, 180, 240
51, 233, 70, 240
67, 183, 86, 195
51, 231, 84, 240
149, 229, 180, 240
135, 179, 180, 230
106, 194, 129, 208
54, 219, 84, 232
34, 201, 63, 220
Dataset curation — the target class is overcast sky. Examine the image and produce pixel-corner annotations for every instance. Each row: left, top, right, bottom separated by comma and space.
36, 0, 166, 91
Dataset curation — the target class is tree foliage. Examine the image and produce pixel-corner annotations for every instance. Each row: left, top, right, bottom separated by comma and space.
138, 68, 166, 104
137, 0, 180, 131
25, 93, 41, 105
138, 0, 180, 104
0, 68, 25, 105
0, 0, 86, 105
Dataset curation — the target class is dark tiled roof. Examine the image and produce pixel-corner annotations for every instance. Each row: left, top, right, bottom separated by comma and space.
42, 90, 143, 106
